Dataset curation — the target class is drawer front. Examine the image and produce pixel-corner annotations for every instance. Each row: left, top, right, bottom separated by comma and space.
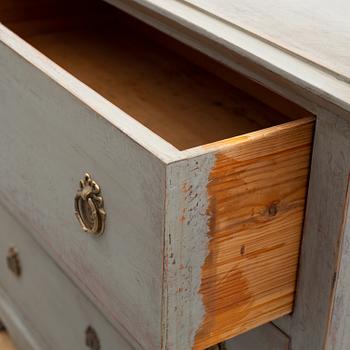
0, 27, 167, 349
164, 118, 314, 349
0, 203, 135, 350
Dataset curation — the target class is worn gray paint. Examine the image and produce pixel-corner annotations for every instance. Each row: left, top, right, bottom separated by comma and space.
185, 0, 350, 80
106, 0, 350, 114
327, 185, 350, 350
100, 2, 350, 348
0, 33, 165, 349
325, 140, 350, 350
0, 24, 180, 163
0, 23, 219, 350
164, 155, 214, 349
1, 1, 350, 349
274, 111, 350, 350
0, 203, 136, 350
0, 290, 40, 350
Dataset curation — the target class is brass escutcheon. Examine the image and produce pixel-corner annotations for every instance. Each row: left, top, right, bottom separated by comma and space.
85, 326, 100, 350
7, 247, 21, 277
75, 173, 106, 236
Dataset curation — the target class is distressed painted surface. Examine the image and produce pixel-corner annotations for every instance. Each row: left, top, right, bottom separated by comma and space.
2, 2, 342, 349
0, 289, 40, 350
0, 203, 135, 350
185, 0, 350, 80
274, 111, 350, 350
327, 175, 350, 350
163, 118, 314, 349
0, 37, 165, 350
164, 155, 215, 349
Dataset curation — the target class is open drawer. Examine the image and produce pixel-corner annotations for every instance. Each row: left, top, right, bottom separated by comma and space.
0, 1, 314, 349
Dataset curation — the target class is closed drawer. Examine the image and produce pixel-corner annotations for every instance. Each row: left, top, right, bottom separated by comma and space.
0, 203, 135, 350
0, 1, 314, 349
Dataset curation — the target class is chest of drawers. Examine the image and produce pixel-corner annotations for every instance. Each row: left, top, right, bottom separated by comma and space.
2, 0, 349, 350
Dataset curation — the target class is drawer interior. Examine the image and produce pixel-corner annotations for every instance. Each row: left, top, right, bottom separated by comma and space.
1, 0, 312, 150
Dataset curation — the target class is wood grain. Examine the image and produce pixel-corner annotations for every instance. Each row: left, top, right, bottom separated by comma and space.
184, 0, 350, 81
0, 1, 319, 348
104, 0, 350, 117
194, 117, 314, 349
0, 31, 166, 350
1, 0, 312, 124
0, 0, 297, 151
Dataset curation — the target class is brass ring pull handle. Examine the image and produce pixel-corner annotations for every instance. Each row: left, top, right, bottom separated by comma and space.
74, 173, 106, 236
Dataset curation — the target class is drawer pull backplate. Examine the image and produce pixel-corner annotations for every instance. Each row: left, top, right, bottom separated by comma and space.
74, 173, 106, 236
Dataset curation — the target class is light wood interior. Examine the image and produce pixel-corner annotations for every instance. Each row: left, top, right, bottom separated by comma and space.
1, 0, 312, 150
0, 331, 16, 350
194, 117, 314, 349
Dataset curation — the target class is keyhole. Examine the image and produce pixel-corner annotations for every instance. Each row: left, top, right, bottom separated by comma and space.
85, 326, 100, 350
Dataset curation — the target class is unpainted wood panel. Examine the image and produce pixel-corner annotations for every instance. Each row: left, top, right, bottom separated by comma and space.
194, 117, 314, 349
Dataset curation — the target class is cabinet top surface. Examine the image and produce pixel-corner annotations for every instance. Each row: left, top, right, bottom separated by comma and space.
184, 0, 350, 81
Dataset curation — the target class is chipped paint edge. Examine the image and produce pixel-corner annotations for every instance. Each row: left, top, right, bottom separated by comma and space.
162, 154, 215, 349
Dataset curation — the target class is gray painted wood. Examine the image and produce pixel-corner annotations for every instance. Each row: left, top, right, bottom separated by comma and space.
0, 29, 167, 350
225, 323, 289, 350
326, 172, 350, 349
105, 0, 350, 114
184, 0, 350, 81
163, 155, 214, 349
0, 202, 135, 350
273, 111, 350, 349
1, 19, 303, 350
1, 2, 350, 350
0, 23, 180, 163
0, 290, 40, 350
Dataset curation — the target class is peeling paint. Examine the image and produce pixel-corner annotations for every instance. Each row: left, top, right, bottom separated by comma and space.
162, 154, 215, 350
